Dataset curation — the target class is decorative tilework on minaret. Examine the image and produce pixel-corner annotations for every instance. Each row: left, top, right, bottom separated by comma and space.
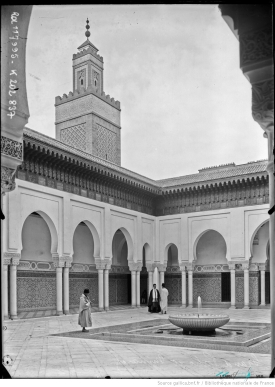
55, 19, 121, 165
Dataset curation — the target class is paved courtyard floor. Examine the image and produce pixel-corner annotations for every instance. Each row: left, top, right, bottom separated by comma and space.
3, 306, 272, 379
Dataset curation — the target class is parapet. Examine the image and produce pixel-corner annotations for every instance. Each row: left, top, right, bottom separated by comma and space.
247, 159, 267, 164
55, 85, 120, 109
198, 163, 236, 173
73, 45, 103, 62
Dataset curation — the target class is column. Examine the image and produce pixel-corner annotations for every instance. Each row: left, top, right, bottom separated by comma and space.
229, 264, 236, 309
158, 265, 166, 305
159, 271, 165, 289
147, 275, 149, 301
3, 254, 11, 320
63, 266, 70, 315
148, 270, 153, 300
53, 255, 63, 316
104, 268, 109, 311
10, 257, 19, 319
131, 271, 137, 307
187, 268, 193, 308
180, 267, 187, 308
3, 263, 9, 319
259, 264, 266, 306
98, 269, 104, 311
243, 263, 250, 309
153, 266, 159, 289
56, 267, 63, 315
136, 270, 140, 307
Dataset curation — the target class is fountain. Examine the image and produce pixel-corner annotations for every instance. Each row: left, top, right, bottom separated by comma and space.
168, 296, 230, 335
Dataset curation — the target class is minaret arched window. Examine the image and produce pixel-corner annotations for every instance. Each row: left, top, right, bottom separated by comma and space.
78, 69, 85, 88
94, 71, 99, 89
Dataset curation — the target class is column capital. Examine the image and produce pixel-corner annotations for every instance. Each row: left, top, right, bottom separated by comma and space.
4, 252, 20, 265
151, 262, 166, 272
128, 261, 142, 272
258, 262, 267, 271
11, 257, 20, 266
104, 258, 112, 270
155, 263, 167, 272
95, 258, 106, 270
233, 258, 251, 271
96, 263, 106, 270
179, 262, 188, 272
152, 262, 158, 270
52, 254, 67, 268
249, 263, 259, 271
185, 263, 194, 271
241, 261, 250, 271
146, 263, 154, 272
228, 262, 236, 270
95, 258, 112, 270
61, 255, 72, 268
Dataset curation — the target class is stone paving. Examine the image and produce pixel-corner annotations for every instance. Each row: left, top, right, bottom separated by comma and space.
3, 306, 272, 379
17, 304, 138, 320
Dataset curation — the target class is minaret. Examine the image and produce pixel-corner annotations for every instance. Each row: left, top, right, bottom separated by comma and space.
55, 19, 121, 165
73, 18, 103, 93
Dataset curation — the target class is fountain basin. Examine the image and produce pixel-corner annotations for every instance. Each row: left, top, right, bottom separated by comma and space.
168, 314, 230, 332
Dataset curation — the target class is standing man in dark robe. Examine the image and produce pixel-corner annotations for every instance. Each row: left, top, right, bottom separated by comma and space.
148, 284, 161, 313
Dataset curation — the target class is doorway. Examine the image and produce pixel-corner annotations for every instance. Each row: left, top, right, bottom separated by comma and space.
221, 272, 231, 302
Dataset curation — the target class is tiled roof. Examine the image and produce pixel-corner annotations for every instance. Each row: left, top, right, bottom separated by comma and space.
23, 128, 159, 188
23, 128, 268, 191
157, 160, 268, 189
77, 39, 98, 51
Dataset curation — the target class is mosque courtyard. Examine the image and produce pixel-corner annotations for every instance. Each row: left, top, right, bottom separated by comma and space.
3, 305, 271, 379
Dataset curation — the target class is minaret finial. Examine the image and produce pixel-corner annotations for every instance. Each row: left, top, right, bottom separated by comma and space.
85, 18, 90, 39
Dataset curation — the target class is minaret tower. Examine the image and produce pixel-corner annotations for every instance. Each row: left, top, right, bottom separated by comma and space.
73, 18, 103, 93
55, 19, 121, 165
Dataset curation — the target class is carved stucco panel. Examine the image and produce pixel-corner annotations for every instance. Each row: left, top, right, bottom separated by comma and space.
240, 28, 272, 67
252, 80, 274, 130
1, 166, 16, 194
1, 136, 23, 160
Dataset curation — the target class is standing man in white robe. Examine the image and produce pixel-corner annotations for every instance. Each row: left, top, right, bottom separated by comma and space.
78, 289, 92, 332
160, 283, 169, 314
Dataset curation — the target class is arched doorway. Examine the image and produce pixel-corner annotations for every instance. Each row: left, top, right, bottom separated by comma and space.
110, 229, 131, 305
69, 221, 98, 309
251, 221, 270, 305
165, 244, 181, 304
195, 230, 228, 305
19, 212, 56, 312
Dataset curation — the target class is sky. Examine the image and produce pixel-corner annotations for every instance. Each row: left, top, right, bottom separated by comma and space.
26, 4, 267, 180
